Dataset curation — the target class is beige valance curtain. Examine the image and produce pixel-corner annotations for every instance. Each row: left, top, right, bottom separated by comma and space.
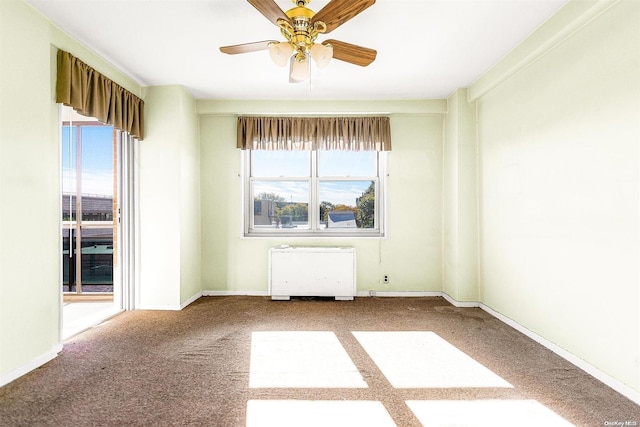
237, 116, 391, 151
56, 50, 145, 140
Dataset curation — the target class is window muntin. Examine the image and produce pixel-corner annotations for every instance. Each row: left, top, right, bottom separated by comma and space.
246, 150, 384, 236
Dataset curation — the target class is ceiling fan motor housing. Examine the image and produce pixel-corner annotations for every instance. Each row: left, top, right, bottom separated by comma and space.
280, 3, 326, 56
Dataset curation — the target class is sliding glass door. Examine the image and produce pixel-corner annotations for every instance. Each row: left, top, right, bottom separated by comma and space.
62, 115, 117, 296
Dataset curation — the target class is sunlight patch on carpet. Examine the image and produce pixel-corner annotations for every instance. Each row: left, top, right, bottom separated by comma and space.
407, 400, 574, 426
249, 331, 367, 388
246, 400, 396, 427
352, 331, 513, 388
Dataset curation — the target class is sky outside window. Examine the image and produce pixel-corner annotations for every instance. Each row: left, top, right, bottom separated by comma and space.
318, 150, 376, 177
62, 125, 114, 196
252, 150, 310, 177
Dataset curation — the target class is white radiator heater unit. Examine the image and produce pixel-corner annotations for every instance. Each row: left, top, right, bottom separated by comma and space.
269, 246, 356, 300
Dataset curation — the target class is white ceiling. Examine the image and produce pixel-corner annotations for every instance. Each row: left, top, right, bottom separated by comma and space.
25, 0, 568, 100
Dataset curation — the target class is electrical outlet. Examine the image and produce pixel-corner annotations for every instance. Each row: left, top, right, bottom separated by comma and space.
383, 275, 389, 284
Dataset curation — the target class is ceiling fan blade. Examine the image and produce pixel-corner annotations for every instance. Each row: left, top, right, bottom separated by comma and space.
220, 40, 277, 55
247, 0, 290, 25
312, 0, 375, 34
323, 39, 376, 67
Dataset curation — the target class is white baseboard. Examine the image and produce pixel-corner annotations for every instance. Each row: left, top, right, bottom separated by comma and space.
204, 290, 442, 298
441, 292, 481, 308
356, 291, 442, 298
180, 292, 203, 309
203, 290, 269, 297
138, 291, 203, 311
478, 302, 640, 405
137, 304, 184, 310
0, 343, 63, 387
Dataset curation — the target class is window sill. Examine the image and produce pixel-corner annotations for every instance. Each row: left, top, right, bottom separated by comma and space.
243, 231, 386, 239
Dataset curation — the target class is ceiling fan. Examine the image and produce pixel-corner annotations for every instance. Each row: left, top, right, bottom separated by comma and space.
220, 0, 377, 83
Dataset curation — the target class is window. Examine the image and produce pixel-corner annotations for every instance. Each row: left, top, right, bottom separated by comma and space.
244, 149, 386, 237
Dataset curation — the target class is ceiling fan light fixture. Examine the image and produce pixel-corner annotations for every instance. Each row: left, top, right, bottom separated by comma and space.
290, 53, 310, 82
310, 43, 333, 69
268, 42, 293, 67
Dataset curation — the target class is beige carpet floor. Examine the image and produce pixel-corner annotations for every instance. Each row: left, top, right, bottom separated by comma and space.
0, 296, 638, 426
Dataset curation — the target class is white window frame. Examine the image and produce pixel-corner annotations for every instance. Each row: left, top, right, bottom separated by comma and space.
242, 150, 387, 238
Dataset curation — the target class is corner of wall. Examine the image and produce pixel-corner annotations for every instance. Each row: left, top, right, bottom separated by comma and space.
443, 88, 480, 303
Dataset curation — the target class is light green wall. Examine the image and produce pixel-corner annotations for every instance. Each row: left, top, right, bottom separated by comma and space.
138, 85, 200, 309
472, 0, 639, 393
0, 0, 60, 381
0, 0, 144, 384
199, 102, 444, 294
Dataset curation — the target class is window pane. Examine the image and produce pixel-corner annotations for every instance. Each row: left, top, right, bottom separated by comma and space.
253, 150, 310, 177
253, 181, 309, 229
318, 180, 376, 229
80, 227, 113, 292
81, 126, 114, 221
318, 151, 376, 177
